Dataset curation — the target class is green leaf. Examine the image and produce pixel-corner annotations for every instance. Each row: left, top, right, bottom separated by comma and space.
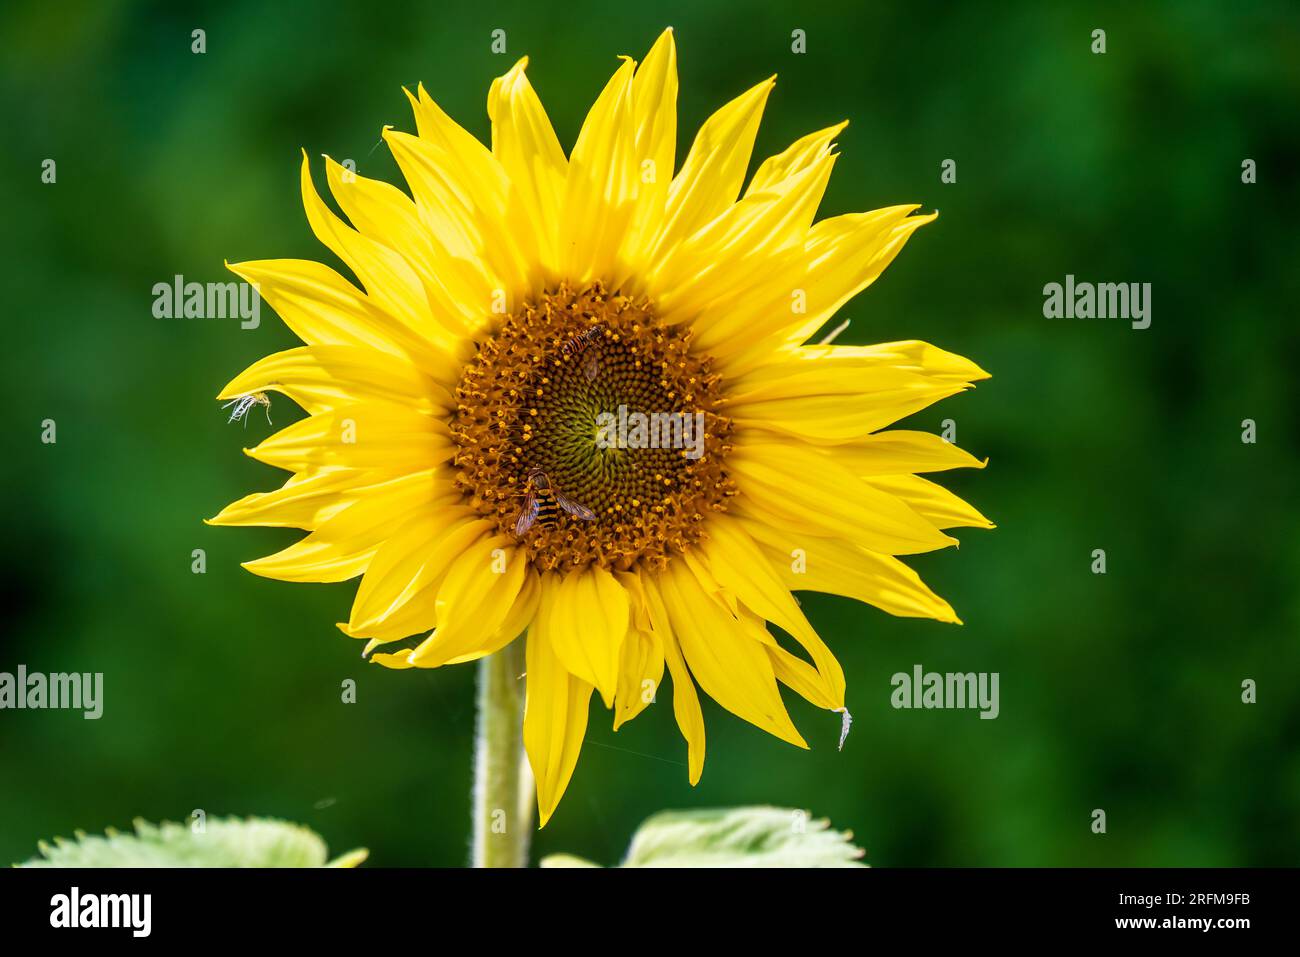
619, 806, 867, 868
17, 817, 368, 868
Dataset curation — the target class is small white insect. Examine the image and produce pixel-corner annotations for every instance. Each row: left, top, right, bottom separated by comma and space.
834, 706, 853, 751
222, 392, 272, 427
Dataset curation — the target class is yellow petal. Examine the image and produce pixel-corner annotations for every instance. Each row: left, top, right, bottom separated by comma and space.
703, 517, 844, 708
298, 152, 459, 354
488, 57, 567, 280
727, 338, 988, 405
615, 569, 654, 633
345, 515, 491, 639
369, 649, 417, 670
742, 517, 961, 623
867, 474, 995, 530
764, 642, 840, 711
207, 467, 387, 530
225, 258, 460, 387
785, 208, 936, 339
407, 83, 508, 212
811, 340, 991, 383
408, 537, 529, 666
615, 28, 678, 289
730, 440, 957, 554
647, 77, 774, 264
729, 382, 968, 445
546, 566, 629, 709
640, 575, 706, 783
245, 403, 453, 472
362, 572, 540, 666
746, 121, 847, 196
524, 613, 593, 827
829, 431, 987, 476
381, 128, 500, 272
711, 602, 838, 713
612, 627, 664, 731
323, 154, 482, 340
651, 154, 837, 325
383, 102, 535, 301
440, 569, 541, 665
561, 57, 637, 282
217, 345, 450, 417
692, 207, 933, 370
241, 471, 452, 583
655, 561, 806, 749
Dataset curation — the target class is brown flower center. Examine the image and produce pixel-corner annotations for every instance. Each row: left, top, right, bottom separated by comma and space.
452, 282, 735, 572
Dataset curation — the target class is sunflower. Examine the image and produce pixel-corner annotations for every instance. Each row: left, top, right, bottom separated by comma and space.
210, 28, 990, 826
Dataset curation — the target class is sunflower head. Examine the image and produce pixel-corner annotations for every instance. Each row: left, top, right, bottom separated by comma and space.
211, 28, 991, 826
452, 280, 735, 573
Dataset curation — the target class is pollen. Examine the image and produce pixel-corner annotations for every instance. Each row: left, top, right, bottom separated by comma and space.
452, 282, 736, 572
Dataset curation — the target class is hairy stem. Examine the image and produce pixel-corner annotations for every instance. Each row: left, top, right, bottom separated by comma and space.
472, 640, 533, 867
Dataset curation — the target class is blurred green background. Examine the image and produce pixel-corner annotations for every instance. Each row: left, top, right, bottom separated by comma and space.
3, 0, 1298, 866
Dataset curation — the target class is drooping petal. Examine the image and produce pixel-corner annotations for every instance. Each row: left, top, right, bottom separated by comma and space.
611, 572, 665, 728
440, 569, 541, 665
764, 641, 841, 711
612, 626, 664, 731
367, 572, 540, 669
546, 566, 629, 709
640, 573, 705, 784
524, 593, 594, 827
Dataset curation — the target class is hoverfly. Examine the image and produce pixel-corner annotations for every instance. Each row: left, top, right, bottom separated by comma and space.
222, 392, 272, 427
514, 468, 597, 535
561, 326, 602, 382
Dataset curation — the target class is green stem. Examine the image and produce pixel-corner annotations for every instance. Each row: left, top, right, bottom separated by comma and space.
472, 640, 534, 867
